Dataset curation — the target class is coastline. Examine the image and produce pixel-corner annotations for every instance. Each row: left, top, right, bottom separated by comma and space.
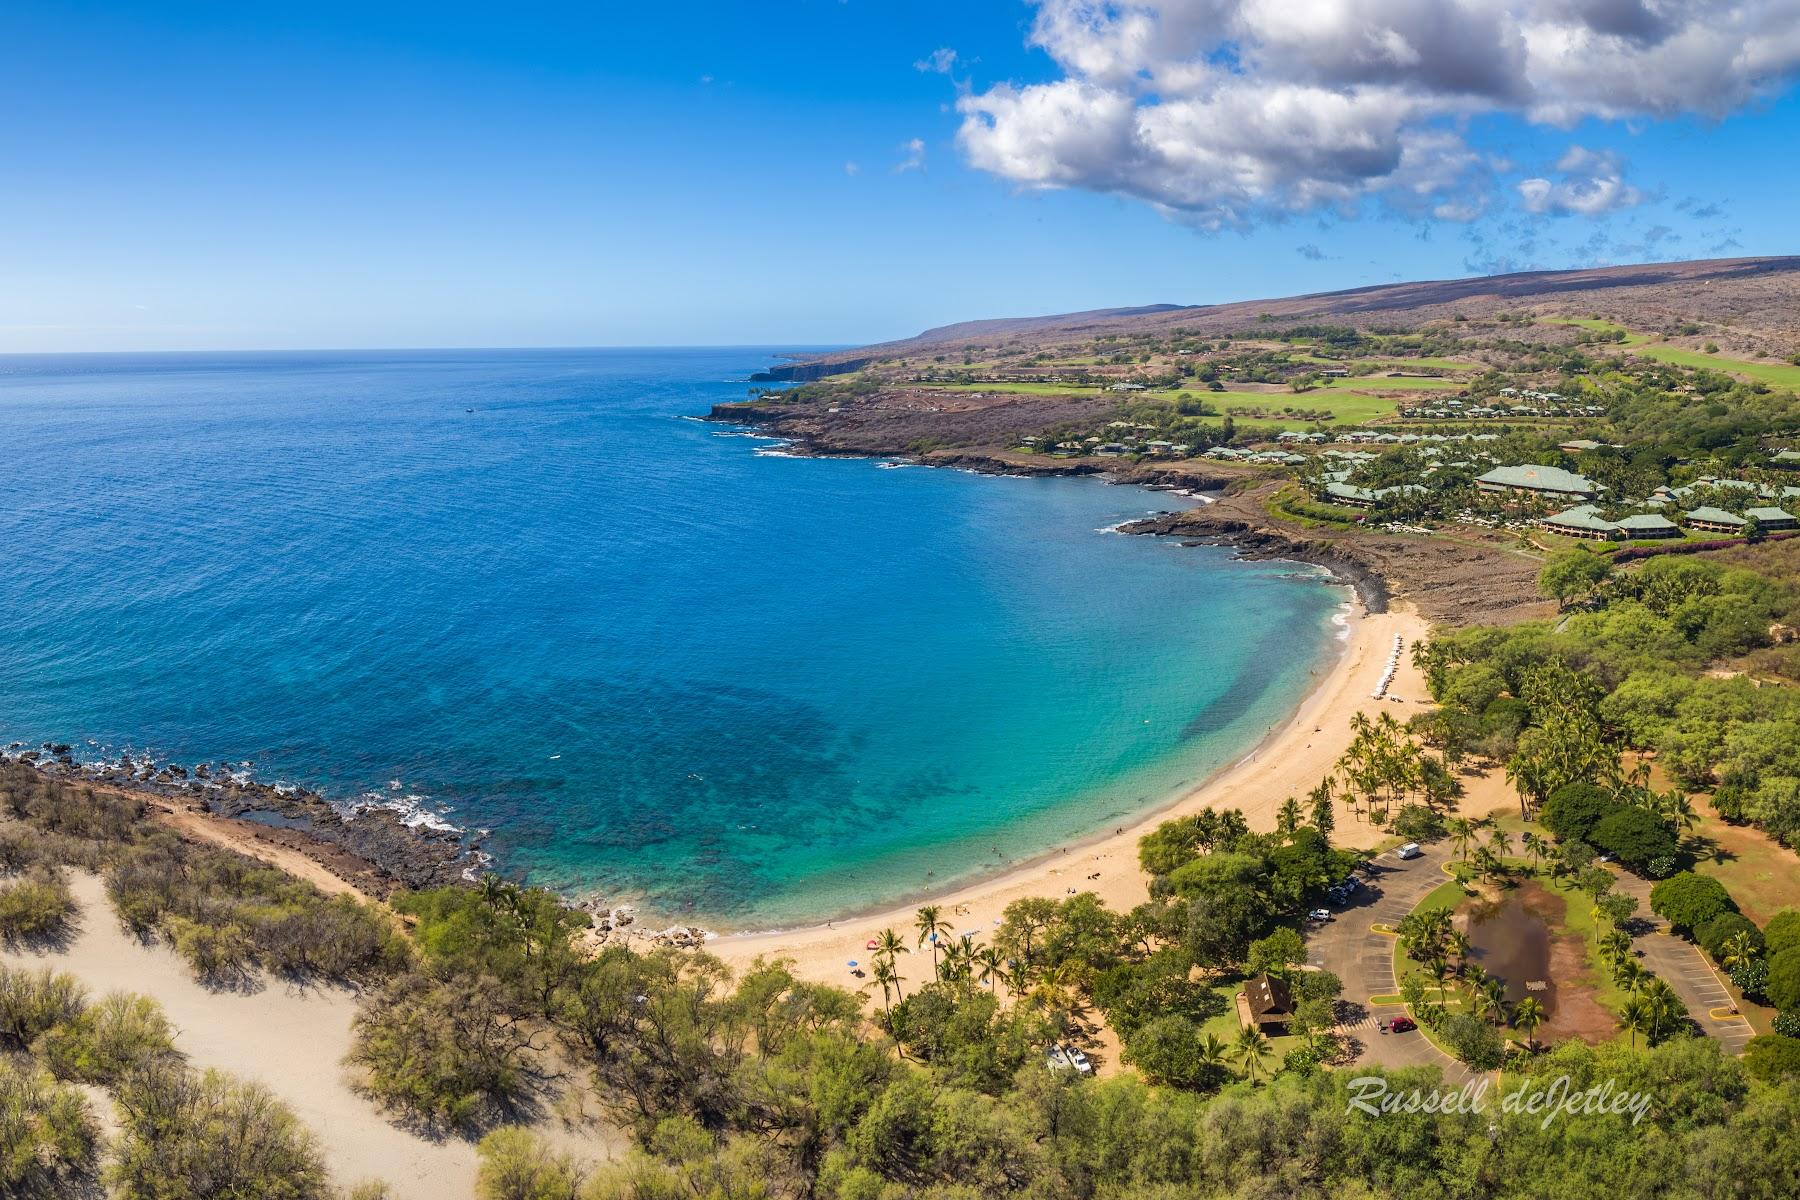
707, 596, 1432, 985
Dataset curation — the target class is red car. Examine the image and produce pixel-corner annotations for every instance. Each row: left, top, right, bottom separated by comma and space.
1380, 1016, 1417, 1034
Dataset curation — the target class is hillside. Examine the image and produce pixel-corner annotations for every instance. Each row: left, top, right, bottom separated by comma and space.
775, 256, 1800, 377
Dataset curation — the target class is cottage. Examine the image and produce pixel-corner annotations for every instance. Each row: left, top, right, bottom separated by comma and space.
1770, 450, 1800, 469
1245, 973, 1294, 1031
1684, 506, 1746, 533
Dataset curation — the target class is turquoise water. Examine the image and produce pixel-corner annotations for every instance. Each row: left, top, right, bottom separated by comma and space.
0, 348, 1343, 926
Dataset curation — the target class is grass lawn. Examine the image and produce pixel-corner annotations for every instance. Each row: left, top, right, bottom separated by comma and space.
1314, 375, 1463, 392
1197, 974, 1301, 1066
1540, 317, 1800, 390
1220, 390, 1400, 429
1687, 803, 1800, 926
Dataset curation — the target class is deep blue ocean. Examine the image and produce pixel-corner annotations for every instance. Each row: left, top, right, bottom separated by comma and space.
0, 348, 1343, 926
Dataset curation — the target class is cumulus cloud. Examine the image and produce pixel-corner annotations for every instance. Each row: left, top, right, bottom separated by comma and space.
1517, 145, 1645, 214
954, 0, 1800, 228
1297, 242, 1327, 259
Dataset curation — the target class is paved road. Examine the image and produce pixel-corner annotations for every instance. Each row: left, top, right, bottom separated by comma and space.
1305, 841, 1472, 1079
1608, 870, 1754, 1055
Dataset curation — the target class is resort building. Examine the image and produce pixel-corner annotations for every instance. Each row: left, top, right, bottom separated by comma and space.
1475, 464, 1598, 500
1541, 504, 1620, 541
1770, 449, 1800, 469
1684, 506, 1747, 533
1614, 513, 1682, 539
1747, 506, 1799, 531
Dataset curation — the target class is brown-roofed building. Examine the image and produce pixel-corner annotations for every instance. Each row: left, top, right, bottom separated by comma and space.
1245, 972, 1295, 1030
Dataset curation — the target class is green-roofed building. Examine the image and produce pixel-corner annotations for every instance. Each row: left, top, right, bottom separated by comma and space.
1614, 513, 1681, 540
1541, 504, 1619, 541
1475, 464, 1597, 499
1685, 506, 1747, 533
1746, 506, 1798, 531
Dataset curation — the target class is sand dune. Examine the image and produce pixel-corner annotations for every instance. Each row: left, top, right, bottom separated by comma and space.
3, 873, 480, 1198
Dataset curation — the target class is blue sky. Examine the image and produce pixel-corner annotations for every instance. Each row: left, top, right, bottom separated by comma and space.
2, 1, 1796, 351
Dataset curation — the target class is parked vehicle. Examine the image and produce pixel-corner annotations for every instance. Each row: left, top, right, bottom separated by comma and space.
1379, 1016, 1417, 1033
1308, 908, 1333, 922
1066, 1047, 1093, 1074
1397, 842, 1422, 860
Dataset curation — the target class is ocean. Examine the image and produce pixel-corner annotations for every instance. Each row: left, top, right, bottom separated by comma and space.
0, 347, 1344, 926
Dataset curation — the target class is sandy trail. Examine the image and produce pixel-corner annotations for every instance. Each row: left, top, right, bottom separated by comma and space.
2, 873, 479, 1198
711, 602, 1433, 991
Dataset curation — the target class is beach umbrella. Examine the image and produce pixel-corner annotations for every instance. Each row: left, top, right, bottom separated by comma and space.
847, 960, 858, 968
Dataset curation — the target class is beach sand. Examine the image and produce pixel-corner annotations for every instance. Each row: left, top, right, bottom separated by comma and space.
710, 601, 1434, 991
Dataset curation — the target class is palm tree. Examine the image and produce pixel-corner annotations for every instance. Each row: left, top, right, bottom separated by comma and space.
1601, 927, 1633, 967
975, 945, 1006, 994
1483, 977, 1508, 1024
1521, 831, 1548, 873
1277, 796, 1303, 835
1449, 817, 1479, 863
1642, 978, 1685, 1044
1198, 1032, 1232, 1078
915, 906, 951, 972
1618, 996, 1652, 1049
872, 958, 899, 1014
874, 927, 909, 998
1722, 930, 1759, 975
1234, 1024, 1274, 1085
1513, 996, 1546, 1053
1614, 958, 1647, 995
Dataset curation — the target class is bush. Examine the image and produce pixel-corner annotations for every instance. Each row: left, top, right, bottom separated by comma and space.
1439, 1013, 1505, 1070
1541, 783, 1619, 842
1743, 1034, 1800, 1083
1392, 804, 1446, 842
1649, 872, 1734, 933
0, 869, 76, 946
475, 1126, 586, 1200
1696, 912, 1764, 963
0, 966, 85, 1051
40, 992, 177, 1084
0, 1059, 100, 1197
1120, 1015, 1220, 1090
348, 969, 537, 1130
1764, 909, 1800, 958
110, 1060, 328, 1200
1768, 948, 1800, 1012
1733, 958, 1770, 1002
1773, 1010, 1800, 1038
1589, 808, 1678, 870
161, 915, 258, 985
1645, 854, 1679, 880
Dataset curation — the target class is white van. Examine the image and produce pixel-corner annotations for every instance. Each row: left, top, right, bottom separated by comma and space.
1397, 842, 1422, 860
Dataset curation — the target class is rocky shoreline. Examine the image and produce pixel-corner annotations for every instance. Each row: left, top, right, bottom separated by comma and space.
6, 746, 478, 896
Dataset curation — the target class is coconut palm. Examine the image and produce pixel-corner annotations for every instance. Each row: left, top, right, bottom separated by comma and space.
1722, 930, 1759, 974
1601, 927, 1634, 967
1449, 817, 1480, 863
1614, 958, 1647, 995
1617, 996, 1653, 1049
874, 927, 909, 998
915, 905, 952, 971
975, 944, 1006, 994
1521, 831, 1548, 873
1513, 996, 1546, 1053
1198, 1032, 1232, 1077
1277, 796, 1303, 835
1486, 827, 1512, 860
1641, 978, 1685, 1044
872, 958, 899, 1014
1234, 1024, 1274, 1085
1482, 977, 1508, 1024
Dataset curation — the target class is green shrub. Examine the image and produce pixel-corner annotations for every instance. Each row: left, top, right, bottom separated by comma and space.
40, 991, 177, 1084
1743, 1034, 1800, 1084
110, 1060, 328, 1200
348, 969, 536, 1130
0, 1058, 100, 1197
0, 869, 76, 946
1772, 1010, 1800, 1038
0, 967, 85, 1051
1696, 912, 1764, 963
1649, 872, 1734, 933
161, 915, 257, 985
1764, 909, 1800, 958
1768, 948, 1800, 1012
475, 1126, 586, 1200
1439, 1013, 1505, 1070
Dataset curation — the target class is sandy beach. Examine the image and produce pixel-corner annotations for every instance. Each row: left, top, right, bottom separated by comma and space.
711, 600, 1433, 989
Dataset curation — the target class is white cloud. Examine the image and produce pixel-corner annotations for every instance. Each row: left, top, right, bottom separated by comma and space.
1517, 145, 1645, 214
954, 0, 1800, 228
844, 161, 861, 177
915, 47, 959, 74
895, 137, 927, 172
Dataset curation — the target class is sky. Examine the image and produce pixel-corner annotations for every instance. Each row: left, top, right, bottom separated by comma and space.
2, 0, 1798, 351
